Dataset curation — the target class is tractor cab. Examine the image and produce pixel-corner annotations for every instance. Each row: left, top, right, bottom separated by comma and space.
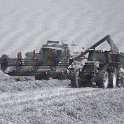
88, 49, 109, 64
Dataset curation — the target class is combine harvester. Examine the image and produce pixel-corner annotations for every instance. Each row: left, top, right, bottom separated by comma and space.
70, 35, 124, 88
0, 35, 124, 88
0, 40, 70, 80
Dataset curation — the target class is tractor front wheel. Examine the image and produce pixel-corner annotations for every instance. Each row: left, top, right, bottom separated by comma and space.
70, 70, 80, 88
96, 71, 109, 88
102, 71, 109, 88
109, 69, 118, 88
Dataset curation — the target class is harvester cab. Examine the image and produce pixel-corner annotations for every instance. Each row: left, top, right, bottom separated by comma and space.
41, 40, 70, 66
35, 40, 70, 80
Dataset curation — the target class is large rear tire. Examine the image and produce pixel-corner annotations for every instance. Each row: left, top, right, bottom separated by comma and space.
112, 72, 117, 88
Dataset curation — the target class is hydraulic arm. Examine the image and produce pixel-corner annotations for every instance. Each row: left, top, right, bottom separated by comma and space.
74, 35, 119, 61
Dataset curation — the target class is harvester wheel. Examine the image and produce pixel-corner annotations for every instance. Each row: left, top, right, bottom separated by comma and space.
35, 73, 49, 80
1, 54, 8, 72
57, 73, 65, 80
35, 74, 41, 80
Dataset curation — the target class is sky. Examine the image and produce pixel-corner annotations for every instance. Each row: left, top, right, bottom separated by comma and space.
0, 0, 123, 57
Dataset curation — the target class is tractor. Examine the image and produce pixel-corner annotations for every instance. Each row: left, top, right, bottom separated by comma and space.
70, 35, 124, 88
